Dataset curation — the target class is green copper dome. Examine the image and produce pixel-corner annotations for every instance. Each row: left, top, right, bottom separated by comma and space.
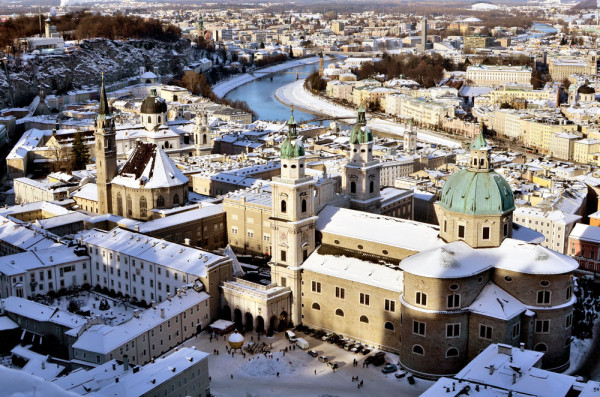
350, 105, 372, 144
439, 169, 515, 215
280, 137, 305, 159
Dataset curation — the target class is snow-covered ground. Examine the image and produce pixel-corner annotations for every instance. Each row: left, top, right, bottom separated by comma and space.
566, 336, 593, 375
212, 57, 320, 97
275, 79, 462, 149
44, 291, 137, 326
173, 330, 432, 397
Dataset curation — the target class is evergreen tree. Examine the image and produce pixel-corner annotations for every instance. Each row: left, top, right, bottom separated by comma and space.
289, 47, 294, 58
71, 131, 89, 171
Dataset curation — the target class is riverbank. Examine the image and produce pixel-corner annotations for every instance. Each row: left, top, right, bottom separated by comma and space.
212, 56, 321, 97
275, 79, 462, 148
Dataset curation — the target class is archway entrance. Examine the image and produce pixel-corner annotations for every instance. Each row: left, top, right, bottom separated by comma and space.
245, 312, 254, 332
268, 315, 277, 337
256, 316, 265, 334
221, 305, 232, 321
234, 309, 243, 331
278, 311, 288, 332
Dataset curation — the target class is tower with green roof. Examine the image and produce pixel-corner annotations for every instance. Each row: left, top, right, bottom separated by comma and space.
343, 105, 382, 214
270, 108, 317, 326
435, 126, 515, 248
95, 73, 117, 215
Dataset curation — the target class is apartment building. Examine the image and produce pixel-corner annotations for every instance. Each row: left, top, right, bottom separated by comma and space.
380, 158, 416, 187
573, 139, 600, 164
466, 65, 532, 87
513, 207, 581, 254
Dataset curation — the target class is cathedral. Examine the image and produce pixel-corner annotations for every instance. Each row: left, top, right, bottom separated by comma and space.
94, 76, 189, 220
236, 117, 577, 378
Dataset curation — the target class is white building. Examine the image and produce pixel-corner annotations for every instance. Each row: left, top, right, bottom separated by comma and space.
466, 65, 532, 87
513, 207, 581, 254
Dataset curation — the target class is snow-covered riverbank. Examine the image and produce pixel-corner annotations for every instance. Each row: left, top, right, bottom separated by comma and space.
212, 57, 321, 97
275, 79, 462, 149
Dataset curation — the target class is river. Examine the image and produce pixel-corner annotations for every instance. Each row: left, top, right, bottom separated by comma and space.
224, 58, 338, 124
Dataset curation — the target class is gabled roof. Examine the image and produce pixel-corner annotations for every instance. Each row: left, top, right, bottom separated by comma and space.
112, 143, 188, 189
469, 282, 526, 321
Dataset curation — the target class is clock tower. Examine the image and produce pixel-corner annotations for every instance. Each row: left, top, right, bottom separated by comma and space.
270, 109, 317, 326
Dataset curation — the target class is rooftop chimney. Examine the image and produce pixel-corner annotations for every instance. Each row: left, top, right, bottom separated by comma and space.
123, 354, 129, 371
133, 309, 140, 319
167, 293, 171, 301
177, 289, 182, 298
489, 364, 495, 375
520, 343, 525, 352
184, 238, 191, 246
151, 301, 156, 309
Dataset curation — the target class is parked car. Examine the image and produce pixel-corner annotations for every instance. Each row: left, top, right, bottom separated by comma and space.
321, 333, 332, 341
307, 350, 318, 357
345, 343, 355, 351
395, 370, 407, 379
296, 338, 309, 350
318, 355, 329, 363
353, 345, 363, 354
285, 330, 296, 340
382, 364, 398, 374
327, 361, 339, 370
361, 349, 371, 355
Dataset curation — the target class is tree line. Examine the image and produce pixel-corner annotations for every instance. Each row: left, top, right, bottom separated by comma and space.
0, 11, 181, 50
356, 53, 464, 88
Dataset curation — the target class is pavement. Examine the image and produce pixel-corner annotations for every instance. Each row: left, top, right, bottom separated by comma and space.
176, 329, 433, 397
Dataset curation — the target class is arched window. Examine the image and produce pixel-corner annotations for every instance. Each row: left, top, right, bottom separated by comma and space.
281, 200, 287, 213
350, 181, 356, 194
534, 343, 548, 352
116, 193, 123, 216
335, 309, 344, 317
412, 345, 424, 355
446, 348, 459, 358
312, 302, 320, 310
301, 199, 307, 213
173, 194, 180, 206
369, 180, 374, 193
126, 195, 132, 217
139, 197, 147, 218
360, 315, 369, 324
157, 195, 165, 207
203, 134, 207, 144
384, 321, 394, 331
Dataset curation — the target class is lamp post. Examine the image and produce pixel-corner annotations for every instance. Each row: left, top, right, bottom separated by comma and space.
2, 56, 14, 108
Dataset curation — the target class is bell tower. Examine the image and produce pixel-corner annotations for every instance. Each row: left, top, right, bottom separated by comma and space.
343, 105, 382, 214
194, 112, 212, 156
270, 109, 317, 326
95, 73, 117, 215
404, 119, 417, 153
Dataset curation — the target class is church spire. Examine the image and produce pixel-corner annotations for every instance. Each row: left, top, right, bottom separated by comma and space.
98, 72, 110, 118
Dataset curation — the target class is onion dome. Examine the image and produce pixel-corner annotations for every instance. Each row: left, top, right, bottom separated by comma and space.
439, 130, 514, 216
281, 108, 305, 159
228, 332, 244, 349
350, 104, 373, 144
141, 88, 167, 114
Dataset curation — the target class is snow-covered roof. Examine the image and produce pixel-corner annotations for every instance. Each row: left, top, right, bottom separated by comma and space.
133, 204, 223, 234
302, 246, 403, 292
317, 205, 443, 254
77, 228, 227, 277
88, 348, 208, 396
72, 183, 99, 202
569, 223, 600, 243
400, 238, 578, 278
72, 290, 209, 354
111, 143, 188, 189
0, 246, 85, 276
2, 296, 85, 329
455, 343, 574, 397
469, 282, 526, 320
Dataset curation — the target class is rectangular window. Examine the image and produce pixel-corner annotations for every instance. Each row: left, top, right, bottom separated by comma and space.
415, 292, 427, 306
413, 321, 426, 336
458, 225, 465, 238
335, 287, 345, 299
566, 313, 573, 329
446, 323, 460, 338
360, 293, 370, 306
311, 281, 321, 293
384, 299, 395, 312
482, 227, 490, 240
281, 250, 287, 262
479, 324, 492, 340
447, 294, 460, 309
537, 290, 551, 305
535, 320, 550, 334
512, 323, 521, 338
